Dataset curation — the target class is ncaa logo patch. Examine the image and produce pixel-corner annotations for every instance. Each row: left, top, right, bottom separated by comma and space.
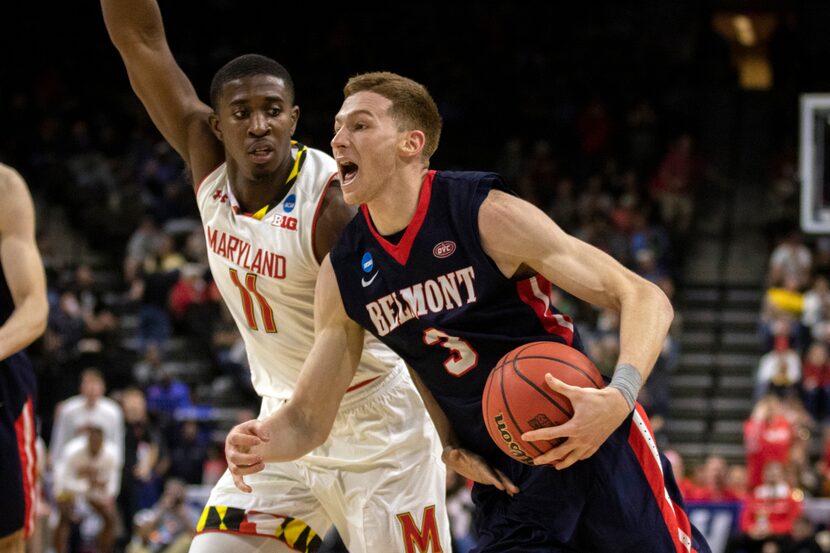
361, 252, 374, 273
433, 241, 456, 259
283, 194, 296, 213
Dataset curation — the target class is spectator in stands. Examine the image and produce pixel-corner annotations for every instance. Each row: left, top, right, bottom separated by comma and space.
802, 276, 830, 330
145, 365, 190, 429
53, 424, 122, 553
50, 367, 124, 465
649, 133, 703, 235
800, 343, 830, 421
133, 342, 164, 386
119, 387, 169, 548
726, 463, 750, 501
768, 231, 813, 289
546, 177, 579, 233
125, 216, 162, 283
745, 394, 795, 488
812, 426, 830, 497
738, 462, 803, 553
784, 515, 822, 553
664, 449, 698, 500
168, 419, 208, 484
754, 337, 801, 401
73, 263, 119, 343
129, 234, 184, 352
686, 455, 743, 501
126, 479, 194, 553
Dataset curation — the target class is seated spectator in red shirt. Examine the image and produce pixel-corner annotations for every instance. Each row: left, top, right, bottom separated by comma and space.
740, 462, 803, 551
685, 455, 742, 501
745, 394, 795, 488
726, 463, 750, 502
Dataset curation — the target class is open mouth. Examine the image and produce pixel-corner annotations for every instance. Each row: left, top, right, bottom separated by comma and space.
248, 143, 274, 163
339, 161, 359, 185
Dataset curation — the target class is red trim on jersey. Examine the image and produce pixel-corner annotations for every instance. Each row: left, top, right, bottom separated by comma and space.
14, 398, 36, 538
361, 170, 435, 266
310, 172, 340, 263
515, 275, 574, 345
628, 405, 697, 553
196, 529, 309, 552
194, 162, 225, 196
346, 375, 380, 393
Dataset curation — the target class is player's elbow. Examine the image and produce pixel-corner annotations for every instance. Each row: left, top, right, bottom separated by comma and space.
642, 280, 674, 331
21, 295, 48, 345
33, 298, 48, 336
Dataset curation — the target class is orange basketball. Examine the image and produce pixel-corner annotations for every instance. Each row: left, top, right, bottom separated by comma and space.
482, 341, 605, 465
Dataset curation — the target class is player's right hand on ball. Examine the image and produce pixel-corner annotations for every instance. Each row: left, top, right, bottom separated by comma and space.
225, 420, 270, 493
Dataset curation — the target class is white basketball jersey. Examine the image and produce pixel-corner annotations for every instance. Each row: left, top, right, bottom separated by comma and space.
196, 144, 400, 399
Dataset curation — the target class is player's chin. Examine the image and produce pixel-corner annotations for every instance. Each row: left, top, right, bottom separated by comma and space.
340, 186, 364, 206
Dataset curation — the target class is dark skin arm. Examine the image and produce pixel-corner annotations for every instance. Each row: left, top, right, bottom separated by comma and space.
312, 179, 357, 264
100, 0, 223, 184
407, 365, 519, 495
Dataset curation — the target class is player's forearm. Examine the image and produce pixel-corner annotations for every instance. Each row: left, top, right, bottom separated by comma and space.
0, 295, 47, 360
100, 0, 166, 50
616, 280, 674, 383
252, 403, 331, 463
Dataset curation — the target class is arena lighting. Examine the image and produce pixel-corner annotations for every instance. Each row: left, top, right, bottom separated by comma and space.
712, 12, 777, 90
732, 15, 757, 46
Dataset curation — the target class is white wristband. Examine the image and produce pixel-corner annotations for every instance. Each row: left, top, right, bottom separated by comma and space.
608, 363, 642, 412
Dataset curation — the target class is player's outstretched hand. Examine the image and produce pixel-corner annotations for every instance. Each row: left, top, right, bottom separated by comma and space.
442, 445, 520, 496
225, 420, 270, 493
520, 373, 630, 470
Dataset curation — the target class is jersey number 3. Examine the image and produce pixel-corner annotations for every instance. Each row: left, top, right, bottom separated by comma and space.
423, 328, 478, 376
229, 268, 277, 333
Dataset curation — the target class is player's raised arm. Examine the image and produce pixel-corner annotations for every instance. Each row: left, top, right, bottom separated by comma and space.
225, 256, 365, 491
0, 165, 48, 361
100, 0, 221, 180
478, 189, 674, 468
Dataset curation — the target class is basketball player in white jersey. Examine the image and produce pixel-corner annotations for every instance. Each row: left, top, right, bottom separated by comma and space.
100, 1, 465, 551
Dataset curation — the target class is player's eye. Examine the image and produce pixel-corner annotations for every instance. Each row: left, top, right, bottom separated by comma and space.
268, 107, 281, 117
233, 110, 248, 119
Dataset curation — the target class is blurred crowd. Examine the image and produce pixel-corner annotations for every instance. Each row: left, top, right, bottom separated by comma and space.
653, 223, 830, 553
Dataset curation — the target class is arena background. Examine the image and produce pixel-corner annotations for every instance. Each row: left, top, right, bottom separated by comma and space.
3, 1, 830, 552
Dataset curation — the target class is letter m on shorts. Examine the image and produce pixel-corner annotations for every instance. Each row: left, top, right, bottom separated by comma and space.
396, 506, 444, 553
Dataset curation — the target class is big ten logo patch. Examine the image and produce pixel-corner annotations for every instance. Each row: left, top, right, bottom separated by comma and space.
396, 506, 444, 553
272, 214, 298, 231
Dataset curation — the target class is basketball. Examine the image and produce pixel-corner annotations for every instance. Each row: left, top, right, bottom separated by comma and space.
482, 341, 605, 465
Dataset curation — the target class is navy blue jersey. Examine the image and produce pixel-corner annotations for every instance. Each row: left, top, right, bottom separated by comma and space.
331, 170, 584, 460
331, 171, 712, 552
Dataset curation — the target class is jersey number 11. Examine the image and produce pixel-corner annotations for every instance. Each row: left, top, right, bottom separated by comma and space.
229, 268, 277, 333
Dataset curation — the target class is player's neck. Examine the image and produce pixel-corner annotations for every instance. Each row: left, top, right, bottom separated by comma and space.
365, 166, 429, 235
226, 157, 293, 213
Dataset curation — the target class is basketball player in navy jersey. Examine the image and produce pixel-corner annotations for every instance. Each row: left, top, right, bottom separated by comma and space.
0, 164, 48, 553
227, 72, 712, 552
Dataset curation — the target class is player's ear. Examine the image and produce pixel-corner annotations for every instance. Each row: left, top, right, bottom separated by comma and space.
399, 130, 426, 159
290, 106, 300, 137
209, 112, 223, 142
